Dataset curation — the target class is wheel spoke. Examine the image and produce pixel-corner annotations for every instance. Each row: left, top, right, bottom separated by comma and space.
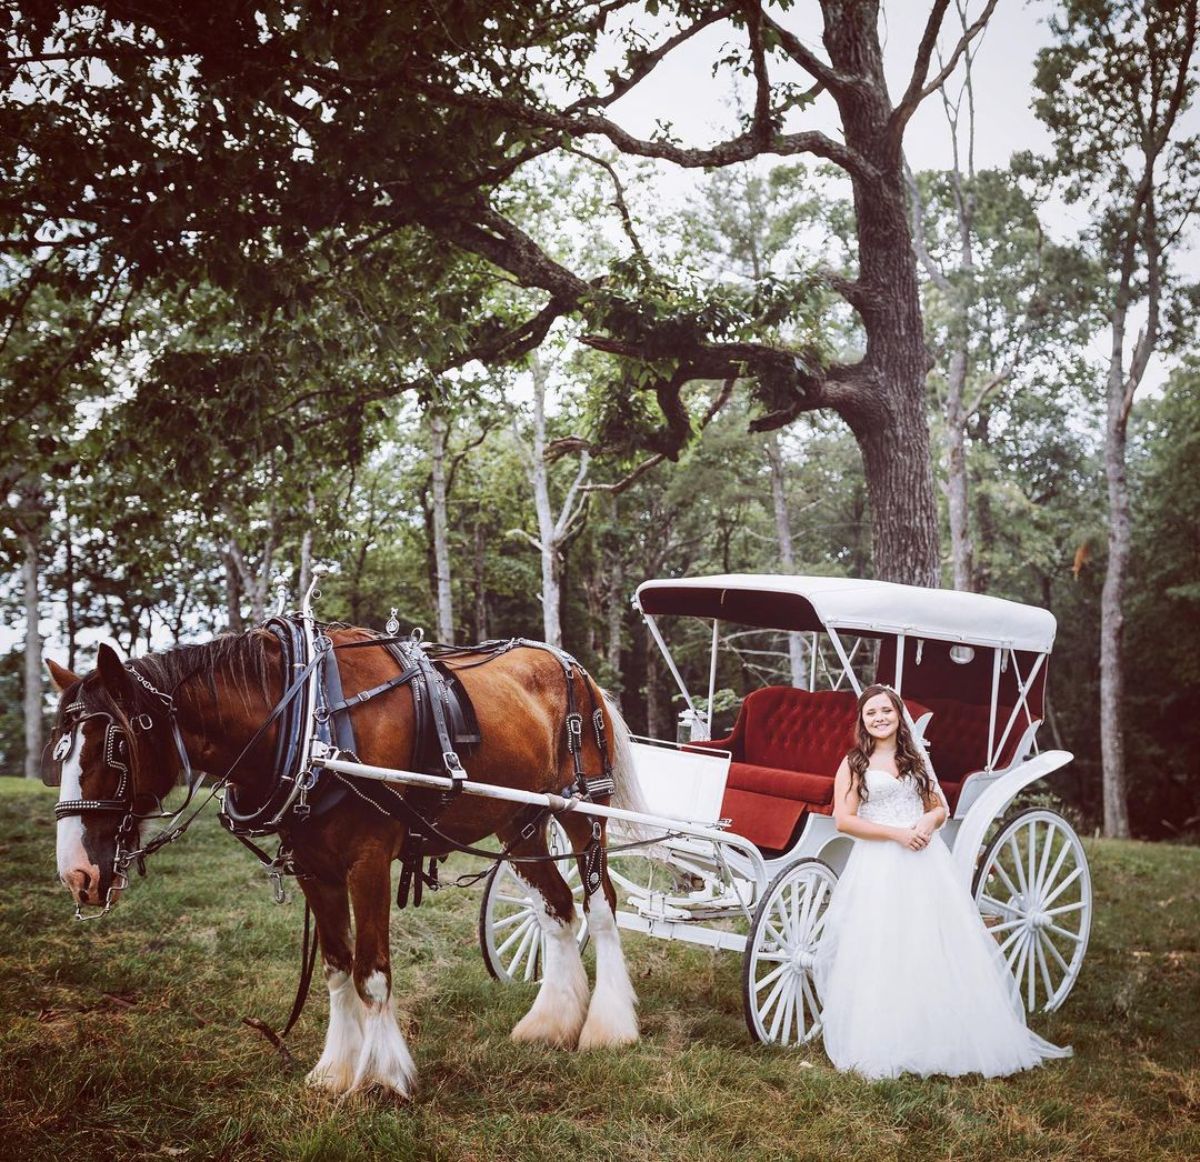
1026, 924, 1037, 1009
758, 972, 788, 1026
800, 972, 821, 1038
1038, 839, 1074, 905
1044, 899, 1087, 918
495, 890, 534, 907
1005, 928, 1030, 975
808, 908, 830, 943
985, 915, 1029, 936
1040, 930, 1072, 975
764, 918, 790, 953
1027, 819, 1038, 907
1041, 865, 1083, 909
978, 893, 1020, 919
511, 917, 540, 979
1033, 818, 1057, 896
496, 913, 537, 958
1008, 834, 1031, 898
777, 979, 797, 1045
504, 919, 538, 980
990, 858, 1023, 903
1046, 922, 1085, 943
769, 976, 795, 1042
1036, 932, 1057, 1003
998, 923, 1029, 958
491, 909, 533, 933
753, 962, 790, 993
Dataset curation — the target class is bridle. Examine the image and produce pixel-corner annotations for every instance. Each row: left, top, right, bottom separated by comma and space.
50, 673, 204, 921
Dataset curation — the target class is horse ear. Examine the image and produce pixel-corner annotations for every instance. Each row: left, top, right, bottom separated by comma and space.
46, 659, 81, 692
96, 643, 135, 703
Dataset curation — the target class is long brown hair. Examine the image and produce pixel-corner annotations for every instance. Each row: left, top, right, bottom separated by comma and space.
846, 684, 936, 807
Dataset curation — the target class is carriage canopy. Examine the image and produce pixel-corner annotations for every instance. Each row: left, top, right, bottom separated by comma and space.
634, 574, 1057, 654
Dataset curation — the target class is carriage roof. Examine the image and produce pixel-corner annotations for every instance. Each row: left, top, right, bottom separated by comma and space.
633, 573, 1057, 654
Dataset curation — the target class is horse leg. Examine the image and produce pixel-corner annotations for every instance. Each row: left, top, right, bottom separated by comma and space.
563, 815, 640, 1050
301, 876, 364, 1094
502, 821, 589, 1048
345, 846, 417, 1097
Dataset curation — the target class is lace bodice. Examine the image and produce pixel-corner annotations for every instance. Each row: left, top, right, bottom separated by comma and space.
856, 769, 928, 828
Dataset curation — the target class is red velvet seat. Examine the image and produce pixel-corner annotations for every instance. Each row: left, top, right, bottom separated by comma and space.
698, 688, 928, 853
920, 699, 1025, 811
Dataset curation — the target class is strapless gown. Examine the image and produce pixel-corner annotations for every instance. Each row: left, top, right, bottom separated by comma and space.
812, 769, 1072, 1079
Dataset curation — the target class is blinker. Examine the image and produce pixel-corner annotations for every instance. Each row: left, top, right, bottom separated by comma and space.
40, 737, 65, 788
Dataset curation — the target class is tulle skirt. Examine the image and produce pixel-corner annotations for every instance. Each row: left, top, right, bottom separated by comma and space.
812, 833, 1072, 1080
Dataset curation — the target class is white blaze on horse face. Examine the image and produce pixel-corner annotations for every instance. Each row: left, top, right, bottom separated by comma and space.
55, 727, 94, 893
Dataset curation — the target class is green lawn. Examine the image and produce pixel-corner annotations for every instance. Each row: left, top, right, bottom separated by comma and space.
1, 779, 1196, 1161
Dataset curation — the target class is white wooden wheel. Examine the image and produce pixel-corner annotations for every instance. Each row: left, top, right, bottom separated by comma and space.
973, 807, 1091, 1013
742, 859, 837, 1046
478, 818, 589, 983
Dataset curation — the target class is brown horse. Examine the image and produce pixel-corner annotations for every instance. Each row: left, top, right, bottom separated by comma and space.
45, 628, 643, 1098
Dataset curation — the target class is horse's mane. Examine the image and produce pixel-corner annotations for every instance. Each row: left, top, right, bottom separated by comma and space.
127, 629, 278, 708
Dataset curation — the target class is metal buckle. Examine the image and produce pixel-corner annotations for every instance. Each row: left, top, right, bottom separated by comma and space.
566, 713, 583, 744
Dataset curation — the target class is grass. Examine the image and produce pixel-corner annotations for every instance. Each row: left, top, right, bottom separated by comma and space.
1, 777, 1197, 1161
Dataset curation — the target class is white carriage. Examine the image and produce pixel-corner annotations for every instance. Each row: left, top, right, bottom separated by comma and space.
478, 574, 1091, 1046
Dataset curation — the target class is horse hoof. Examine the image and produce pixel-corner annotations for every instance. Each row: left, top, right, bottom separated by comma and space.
577, 1020, 639, 1051
306, 1066, 353, 1094
510, 1013, 583, 1049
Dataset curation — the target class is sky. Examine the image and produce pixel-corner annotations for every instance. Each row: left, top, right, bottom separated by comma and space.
596, 1, 1195, 252
607, 1, 1056, 172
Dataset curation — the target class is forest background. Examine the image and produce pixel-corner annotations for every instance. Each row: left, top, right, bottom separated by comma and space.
1, 1, 1198, 841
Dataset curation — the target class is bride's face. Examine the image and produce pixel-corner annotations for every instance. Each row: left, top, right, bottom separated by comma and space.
861, 693, 899, 743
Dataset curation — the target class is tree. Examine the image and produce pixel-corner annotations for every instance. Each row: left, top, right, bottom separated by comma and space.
1033, 0, 1199, 836
2, 1, 1008, 584
1125, 364, 1200, 837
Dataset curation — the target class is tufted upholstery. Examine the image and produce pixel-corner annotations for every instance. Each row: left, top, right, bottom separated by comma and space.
697, 688, 929, 853
920, 699, 1028, 810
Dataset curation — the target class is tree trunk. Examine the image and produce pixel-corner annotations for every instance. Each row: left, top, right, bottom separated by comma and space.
1100, 362, 1133, 838
766, 432, 807, 686
473, 511, 488, 641
605, 499, 624, 694
853, 400, 940, 587
528, 359, 563, 647
64, 501, 78, 673
223, 549, 245, 633
823, 9, 941, 587
429, 409, 455, 642
22, 530, 42, 780
945, 345, 974, 591
298, 490, 316, 607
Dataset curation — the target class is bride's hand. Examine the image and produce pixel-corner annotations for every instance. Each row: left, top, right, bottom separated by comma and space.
897, 826, 928, 851
914, 815, 937, 841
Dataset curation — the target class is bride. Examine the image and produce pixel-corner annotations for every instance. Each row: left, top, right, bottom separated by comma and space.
812, 684, 1072, 1079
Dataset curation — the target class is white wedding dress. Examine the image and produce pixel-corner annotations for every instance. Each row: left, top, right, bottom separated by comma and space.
812, 768, 1072, 1079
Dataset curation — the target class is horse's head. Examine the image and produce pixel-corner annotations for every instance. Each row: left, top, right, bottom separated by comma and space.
44, 644, 184, 916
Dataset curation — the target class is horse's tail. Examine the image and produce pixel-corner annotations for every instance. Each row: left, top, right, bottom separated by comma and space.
597, 689, 654, 844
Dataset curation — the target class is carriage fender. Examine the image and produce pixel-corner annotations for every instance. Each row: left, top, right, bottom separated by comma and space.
949, 749, 1074, 884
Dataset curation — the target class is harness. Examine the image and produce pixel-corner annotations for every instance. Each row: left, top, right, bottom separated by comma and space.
51, 620, 617, 914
